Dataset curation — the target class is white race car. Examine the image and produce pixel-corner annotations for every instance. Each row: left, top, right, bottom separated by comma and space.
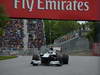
31, 50, 69, 66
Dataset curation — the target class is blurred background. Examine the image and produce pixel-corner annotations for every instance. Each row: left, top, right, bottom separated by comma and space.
0, 6, 100, 56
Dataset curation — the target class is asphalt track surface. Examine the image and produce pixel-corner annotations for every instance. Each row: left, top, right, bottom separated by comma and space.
0, 56, 100, 75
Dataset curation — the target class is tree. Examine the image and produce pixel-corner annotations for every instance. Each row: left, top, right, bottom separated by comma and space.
85, 21, 100, 49
0, 5, 10, 36
44, 20, 80, 45
94, 22, 100, 43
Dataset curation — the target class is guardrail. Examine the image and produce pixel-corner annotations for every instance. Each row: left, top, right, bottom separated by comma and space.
52, 36, 89, 53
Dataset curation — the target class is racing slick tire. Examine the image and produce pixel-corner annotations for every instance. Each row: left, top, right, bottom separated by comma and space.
62, 54, 69, 64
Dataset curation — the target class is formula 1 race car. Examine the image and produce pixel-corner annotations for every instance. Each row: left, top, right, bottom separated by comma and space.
31, 47, 69, 66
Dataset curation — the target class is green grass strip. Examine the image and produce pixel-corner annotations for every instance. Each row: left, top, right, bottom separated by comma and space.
0, 56, 17, 60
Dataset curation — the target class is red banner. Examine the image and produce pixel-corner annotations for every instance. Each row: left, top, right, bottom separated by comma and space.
0, 0, 100, 20
92, 43, 100, 56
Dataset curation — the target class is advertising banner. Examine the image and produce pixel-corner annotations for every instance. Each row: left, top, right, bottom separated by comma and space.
92, 43, 100, 56
0, 0, 100, 20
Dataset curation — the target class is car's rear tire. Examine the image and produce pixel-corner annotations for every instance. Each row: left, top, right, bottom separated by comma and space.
62, 54, 69, 64
32, 55, 39, 60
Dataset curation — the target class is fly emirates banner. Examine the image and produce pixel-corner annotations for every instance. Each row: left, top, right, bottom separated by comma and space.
0, 0, 100, 20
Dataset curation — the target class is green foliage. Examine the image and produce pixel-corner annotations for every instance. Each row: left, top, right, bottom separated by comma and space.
44, 20, 80, 44
0, 5, 10, 36
0, 28, 4, 36
85, 22, 96, 42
